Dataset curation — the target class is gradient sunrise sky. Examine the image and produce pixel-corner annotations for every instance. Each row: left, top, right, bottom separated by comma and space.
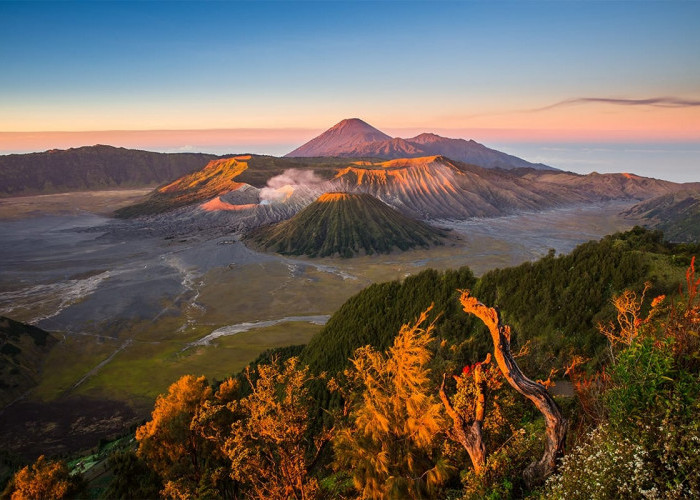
1, 1, 699, 181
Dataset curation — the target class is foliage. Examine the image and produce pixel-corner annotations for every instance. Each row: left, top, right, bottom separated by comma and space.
544, 256, 700, 498
73, 228, 697, 498
223, 357, 332, 500
449, 356, 523, 451
304, 228, 697, 385
333, 308, 451, 499
461, 423, 543, 500
1, 456, 84, 500
302, 267, 477, 375
136, 374, 240, 499
104, 449, 162, 499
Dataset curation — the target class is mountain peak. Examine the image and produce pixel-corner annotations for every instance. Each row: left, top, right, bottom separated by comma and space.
285, 118, 391, 158
328, 118, 378, 132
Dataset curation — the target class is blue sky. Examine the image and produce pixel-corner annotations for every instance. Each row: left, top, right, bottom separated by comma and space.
0, 1, 699, 181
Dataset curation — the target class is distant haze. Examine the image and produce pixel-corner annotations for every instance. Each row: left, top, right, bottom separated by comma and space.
0, 129, 697, 183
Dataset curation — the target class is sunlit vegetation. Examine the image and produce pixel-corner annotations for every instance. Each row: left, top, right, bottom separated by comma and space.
1, 455, 84, 500
333, 308, 449, 498
3, 228, 698, 498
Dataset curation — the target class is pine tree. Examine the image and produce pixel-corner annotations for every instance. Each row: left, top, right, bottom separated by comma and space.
333, 308, 450, 499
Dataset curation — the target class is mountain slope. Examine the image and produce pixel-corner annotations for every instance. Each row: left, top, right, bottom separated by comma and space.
407, 133, 556, 170
332, 156, 681, 219
114, 156, 249, 217
286, 118, 391, 157
246, 192, 446, 257
622, 189, 700, 243
285, 118, 555, 170
0, 316, 57, 408
113, 155, 348, 218
117, 154, 687, 228
0, 145, 220, 197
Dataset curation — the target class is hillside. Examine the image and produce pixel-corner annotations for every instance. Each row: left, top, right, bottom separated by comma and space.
0, 145, 221, 197
246, 192, 447, 257
301, 227, 697, 377
285, 118, 556, 170
622, 189, 700, 243
0, 317, 57, 408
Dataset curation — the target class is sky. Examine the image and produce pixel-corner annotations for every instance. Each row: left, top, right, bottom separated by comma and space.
1, 0, 699, 181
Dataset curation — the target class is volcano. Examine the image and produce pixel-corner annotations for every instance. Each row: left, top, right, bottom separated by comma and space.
246, 192, 446, 258
286, 118, 392, 158
285, 119, 556, 170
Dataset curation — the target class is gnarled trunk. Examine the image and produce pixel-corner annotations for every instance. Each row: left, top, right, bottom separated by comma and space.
459, 291, 567, 486
439, 354, 491, 474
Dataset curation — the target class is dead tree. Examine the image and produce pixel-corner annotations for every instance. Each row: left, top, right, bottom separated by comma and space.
439, 353, 491, 474
459, 290, 567, 486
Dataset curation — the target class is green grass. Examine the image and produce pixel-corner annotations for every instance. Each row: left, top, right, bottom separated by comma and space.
76, 321, 322, 401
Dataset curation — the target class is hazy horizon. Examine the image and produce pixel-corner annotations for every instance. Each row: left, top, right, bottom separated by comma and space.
1, 1, 699, 183
1, 126, 698, 183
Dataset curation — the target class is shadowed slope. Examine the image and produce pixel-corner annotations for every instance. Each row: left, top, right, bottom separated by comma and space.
246, 192, 447, 257
0, 317, 57, 408
623, 189, 700, 242
407, 133, 556, 170
0, 145, 220, 197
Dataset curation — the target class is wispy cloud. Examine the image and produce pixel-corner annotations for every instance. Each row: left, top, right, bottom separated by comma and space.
532, 96, 700, 112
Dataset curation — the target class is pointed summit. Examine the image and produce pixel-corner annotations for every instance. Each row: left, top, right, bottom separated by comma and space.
285, 118, 391, 157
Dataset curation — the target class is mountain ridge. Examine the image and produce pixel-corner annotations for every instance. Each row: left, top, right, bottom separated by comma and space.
116, 154, 687, 225
0, 145, 224, 197
285, 118, 556, 171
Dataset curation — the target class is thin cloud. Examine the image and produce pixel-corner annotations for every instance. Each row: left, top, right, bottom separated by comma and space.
532, 97, 700, 112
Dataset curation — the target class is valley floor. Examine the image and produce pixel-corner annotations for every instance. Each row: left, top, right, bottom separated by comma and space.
0, 197, 635, 458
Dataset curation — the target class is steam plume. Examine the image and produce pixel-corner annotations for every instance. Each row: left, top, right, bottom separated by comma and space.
259, 169, 325, 203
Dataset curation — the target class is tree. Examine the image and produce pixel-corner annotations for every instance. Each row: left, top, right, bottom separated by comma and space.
223, 357, 331, 500
333, 307, 450, 499
439, 353, 495, 474
2, 455, 83, 500
104, 449, 162, 499
459, 291, 567, 486
136, 374, 239, 499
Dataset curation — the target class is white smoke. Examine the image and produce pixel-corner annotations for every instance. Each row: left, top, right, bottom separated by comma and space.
259, 169, 325, 203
